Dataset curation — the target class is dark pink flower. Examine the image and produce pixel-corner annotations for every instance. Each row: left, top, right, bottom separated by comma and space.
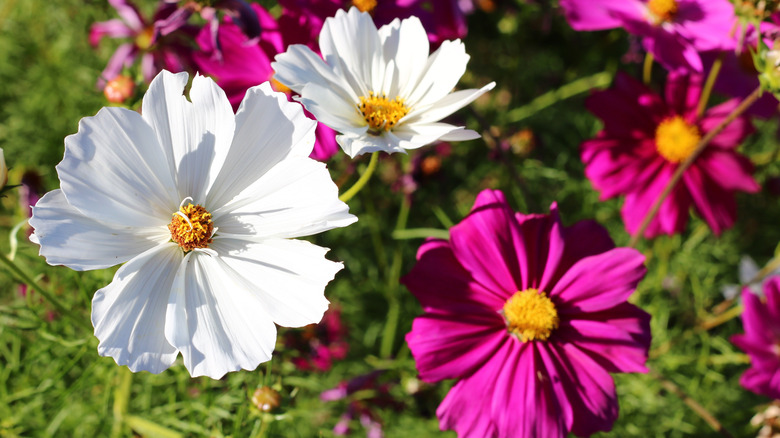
283, 306, 349, 372
559, 0, 737, 72
582, 72, 759, 238
90, 0, 197, 87
404, 189, 651, 437
731, 277, 780, 400
321, 371, 401, 437
279, 0, 468, 48
193, 4, 339, 161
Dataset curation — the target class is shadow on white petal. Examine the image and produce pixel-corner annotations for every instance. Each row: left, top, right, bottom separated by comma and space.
212, 238, 338, 327
166, 251, 276, 379
92, 244, 182, 374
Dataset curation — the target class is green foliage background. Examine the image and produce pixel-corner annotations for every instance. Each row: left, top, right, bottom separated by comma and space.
1, 0, 779, 436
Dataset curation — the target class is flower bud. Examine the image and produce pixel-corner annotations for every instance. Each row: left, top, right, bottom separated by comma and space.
251, 386, 281, 413
103, 75, 135, 104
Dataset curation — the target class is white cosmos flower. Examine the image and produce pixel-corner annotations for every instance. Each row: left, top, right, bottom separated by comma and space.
29, 70, 357, 379
271, 7, 496, 158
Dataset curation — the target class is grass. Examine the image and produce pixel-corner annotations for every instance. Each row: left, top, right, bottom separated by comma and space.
1, 0, 779, 437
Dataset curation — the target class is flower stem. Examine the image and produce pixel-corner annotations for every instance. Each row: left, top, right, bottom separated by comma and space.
643, 52, 654, 85
0, 251, 91, 331
110, 366, 134, 438
649, 369, 735, 438
380, 195, 410, 358
628, 86, 762, 247
697, 54, 723, 118
339, 152, 379, 203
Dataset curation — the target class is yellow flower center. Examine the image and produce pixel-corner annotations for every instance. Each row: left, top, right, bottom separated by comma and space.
648, 0, 679, 22
352, 0, 378, 13
169, 202, 214, 251
655, 116, 701, 163
135, 26, 155, 51
358, 92, 409, 134
502, 289, 559, 342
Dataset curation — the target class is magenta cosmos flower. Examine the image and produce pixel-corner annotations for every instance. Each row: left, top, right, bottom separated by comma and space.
730, 277, 780, 400
90, 0, 197, 87
582, 72, 759, 238
559, 0, 737, 72
279, 0, 467, 47
193, 4, 339, 161
404, 189, 651, 437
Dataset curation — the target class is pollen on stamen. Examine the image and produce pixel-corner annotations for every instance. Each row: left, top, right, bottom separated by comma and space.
648, 0, 679, 23
501, 288, 559, 342
357, 92, 409, 135
169, 202, 214, 251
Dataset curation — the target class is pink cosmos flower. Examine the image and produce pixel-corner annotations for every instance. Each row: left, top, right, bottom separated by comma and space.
730, 277, 780, 400
404, 189, 651, 437
90, 0, 197, 88
279, 0, 468, 48
193, 4, 339, 161
559, 0, 737, 72
582, 72, 759, 238
283, 306, 349, 372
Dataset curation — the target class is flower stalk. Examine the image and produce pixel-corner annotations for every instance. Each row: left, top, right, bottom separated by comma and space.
339, 152, 379, 203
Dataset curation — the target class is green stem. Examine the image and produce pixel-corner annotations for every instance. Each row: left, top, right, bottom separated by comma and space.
628, 86, 762, 247
697, 54, 723, 118
505, 71, 612, 123
339, 152, 379, 203
110, 367, 133, 438
380, 196, 411, 358
643, 52, 654, 85
0, 251, 91, 331
649, 369, 734, 438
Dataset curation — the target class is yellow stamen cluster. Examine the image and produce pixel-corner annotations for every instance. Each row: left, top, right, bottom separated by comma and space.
169, 203, 214, 251
352, 0, 378, 13
502, 289, 559, 342
648, 0, 679, 22
358, 92, 409, 134
135, 26, 155, 51
270, 76, 292, 95
654, 115, 701, 164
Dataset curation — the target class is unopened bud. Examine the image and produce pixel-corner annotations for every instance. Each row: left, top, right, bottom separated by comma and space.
251, 386, 281, 413
103, 75, 135, 104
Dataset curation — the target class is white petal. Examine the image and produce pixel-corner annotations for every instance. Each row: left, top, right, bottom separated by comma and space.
165, 251, 276, 379
142, 71, 236, 203
92, 244, 182, 374
336, 132, 406, 158
214, 156, 357, 239
379, 16, 430, 99
58, 106, 179, 227
405, 40, 470, 108
297, 83, 367, 136
206, 83, 317, 209
404, 82, 495, 125
29, 190, 168, 270
392, 122, 475, 150
271, 45, 357, 102
213, 238, 339, 327
319, 8, 381, 96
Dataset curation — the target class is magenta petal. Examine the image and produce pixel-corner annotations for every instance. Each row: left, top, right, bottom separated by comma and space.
406, 315, 506, 382
556, 302, 651, 373
540, 343, 619, 436
682, 164, 737, 235
489, 342, 567, 437
701, 99, 755, 149
89, 19, 134, 47
585, 73, 663, 137
109, 0, 145, 31
697, 151, 759, 192
448, 190, 523, 295
664, 72, 702, 117
740, 367, 780, 400
642, 27, 703, 73
553, 248, 646, 313
558, 0, 641, 31
402, 239, 508, 313
97, 43, 137, 88
436, 346, 505, 437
